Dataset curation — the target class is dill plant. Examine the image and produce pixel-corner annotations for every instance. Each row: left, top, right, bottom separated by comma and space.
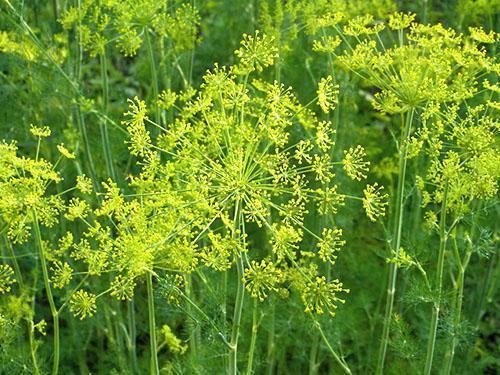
0, 1, 498, 374
113, 31, 385, 373
309, 9, 498, 374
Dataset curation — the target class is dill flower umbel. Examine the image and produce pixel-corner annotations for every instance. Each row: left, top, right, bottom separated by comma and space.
0, 265, 15, 294
0, 140, 64, 243
235, 30, 278, 73
69, 290, 97, 319
244, 260, 284, 302
343, 145, 370, 181
301, 276, 349, 316
57, 144, 76, 159
76, 175, 93, 194
50, 261, 73, 289
363, 183, 389, 222
317, 75, 339, 113
388, 12, 415, 30
29, 124, 51, 138
317, 228, 346, 264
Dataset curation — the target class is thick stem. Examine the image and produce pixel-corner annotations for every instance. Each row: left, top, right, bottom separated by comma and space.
229, 200, 244, 375
376, 109, 414, 374
246, 298, 259, 375
32, 210, 59, 375
146, 272, 159, 375
424, 183, 449, 375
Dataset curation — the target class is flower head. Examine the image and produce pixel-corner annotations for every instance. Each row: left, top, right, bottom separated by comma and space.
317, 76, 339, 113
69, 290, 97, 319
301, 276, 349, 316
363, 183, 389, 222
57, 144, 75, 159
235, 31, 278, 73
0, 265, 15, 294
343, 146, 370, 181
317, 228, 346, 264
30, 124, 51, 138
244, 260, 284, 301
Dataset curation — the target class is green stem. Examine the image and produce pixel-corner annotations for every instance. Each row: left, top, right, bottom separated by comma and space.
147, 272, 159, 375
99, 47, 116, 180
314, 321, 352, 375
128, 299, 138, 373
474, 251, 498, 329
4, 236, 23, 288
443, 236, 471, 374
266, 301, 275, 375
29, 320, 41, 375
246, 298, 258, 375
145, 28, 161, 126
424, 182, 449, 375
32, 210, 59, 375
376, 109, 414, 374
52, 0, 59, 25
186, 274, 198, 371
308, 334, 320, 375
74, 0, 99, 191
229, 199, 244, 375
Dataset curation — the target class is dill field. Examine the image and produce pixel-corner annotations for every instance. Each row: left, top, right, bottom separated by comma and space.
0, 0, 498, 374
